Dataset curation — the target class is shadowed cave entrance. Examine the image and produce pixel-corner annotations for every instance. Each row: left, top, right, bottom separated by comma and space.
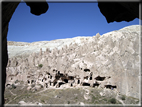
95, 76, 105, 81
45, 83, 48, 88
104, 85, 117, 89
27, 80, 30, 84
82, 83, 90, 86
53, 81, 57, 86
68, 76, 74, 80
93, 82, 100, 87
59, 82, 65, 87
84, 69, 90, 72
63, 79, 68, 83
78, 79, 80, 84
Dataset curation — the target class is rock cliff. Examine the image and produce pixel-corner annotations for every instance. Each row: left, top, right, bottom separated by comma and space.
6, 25, 141, 99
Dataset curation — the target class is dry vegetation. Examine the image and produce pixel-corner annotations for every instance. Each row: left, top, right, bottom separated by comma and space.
4, 83, 139, 106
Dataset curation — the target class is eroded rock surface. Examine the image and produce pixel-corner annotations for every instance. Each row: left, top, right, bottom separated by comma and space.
6, 25, 141, 99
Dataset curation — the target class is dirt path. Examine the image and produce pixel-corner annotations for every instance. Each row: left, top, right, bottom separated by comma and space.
34, 89, 47, 94
9, 90, 17, 96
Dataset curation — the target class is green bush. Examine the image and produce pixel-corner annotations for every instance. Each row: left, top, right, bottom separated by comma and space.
40, 84, 43, 88
15, 80, 19, 84
12, 84, 16, 89
121, 95, 126, 100
109, 98, 116, 104
68, 101, 70, 104
41, 99, 45, 103
38, 64, 43, 68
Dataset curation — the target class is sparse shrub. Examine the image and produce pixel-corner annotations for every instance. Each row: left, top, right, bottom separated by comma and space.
103, 98, 107, 101
11, 84, 16, 89
41, 85, 43, 88
20, 81, 24, 84
38, 84, 43, 88
15, 80, 19, 84
121, 95, 126, 100
38, 64, 43, 68
41, 99, 45, 103
68, 101, 70, 104
136, 100, 139, 104
31, 84, 35, 88
109, 98, 116, 104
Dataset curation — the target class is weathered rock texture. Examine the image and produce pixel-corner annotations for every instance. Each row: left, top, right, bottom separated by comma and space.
2, 1, 140, 105
6, 25, 141, 99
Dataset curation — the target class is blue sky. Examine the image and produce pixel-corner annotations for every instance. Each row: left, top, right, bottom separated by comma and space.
7, 2, 140, 43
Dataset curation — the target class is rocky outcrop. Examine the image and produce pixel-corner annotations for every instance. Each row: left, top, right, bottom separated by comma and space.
98, 2, 140, 23
6, 25, 141, 99
2, 1, 49, 105
2, 1, 140, 105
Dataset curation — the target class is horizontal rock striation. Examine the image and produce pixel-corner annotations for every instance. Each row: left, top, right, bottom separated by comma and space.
6, 25, 141, 99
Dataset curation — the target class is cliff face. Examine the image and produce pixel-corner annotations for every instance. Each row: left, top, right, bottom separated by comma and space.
6, 25, 141, 99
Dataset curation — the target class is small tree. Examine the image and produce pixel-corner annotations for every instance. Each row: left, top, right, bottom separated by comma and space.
109, 98, 116, 104
68, 101, 70, 104
121, 95, 126, 100
15, 80, 19, 84
11, 84, 16, 89
38, 64, 43, 68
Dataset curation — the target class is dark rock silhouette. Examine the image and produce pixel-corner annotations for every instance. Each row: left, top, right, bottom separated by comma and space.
2, 1, 48, 106
2, 0, 140, 106
98, 2, 140, 23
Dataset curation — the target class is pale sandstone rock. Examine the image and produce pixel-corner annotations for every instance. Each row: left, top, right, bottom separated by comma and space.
6, 25, 141, 99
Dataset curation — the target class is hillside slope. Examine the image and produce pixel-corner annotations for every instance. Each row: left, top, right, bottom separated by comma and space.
5, 25, 141, 105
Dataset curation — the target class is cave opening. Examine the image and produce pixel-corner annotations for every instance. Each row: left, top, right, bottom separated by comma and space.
31, 80, 35, 84
53, 81, 57, 86
95, 76, 105, 81
93, 82, 99, 87
63, 79, 68, 83
82, 83, 90, 86
53, 69, 56, 72
59, 82, 65, 87
6, 84, 11, 87
50, 76, 52, 79
104, 85, 117, 89
112, 85, 117, 88
47, 72, 50, 75
60, 73, 64, 77
45, 83, 48, 88
84, 69, 90, 72
68, 76, 74, 80
104, 85, 111, 89
58, 71, 60, 74
27, 80, 30, 84
78, 79, 80, 84
55, 75, 60, 79
84, 76, 88, 80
